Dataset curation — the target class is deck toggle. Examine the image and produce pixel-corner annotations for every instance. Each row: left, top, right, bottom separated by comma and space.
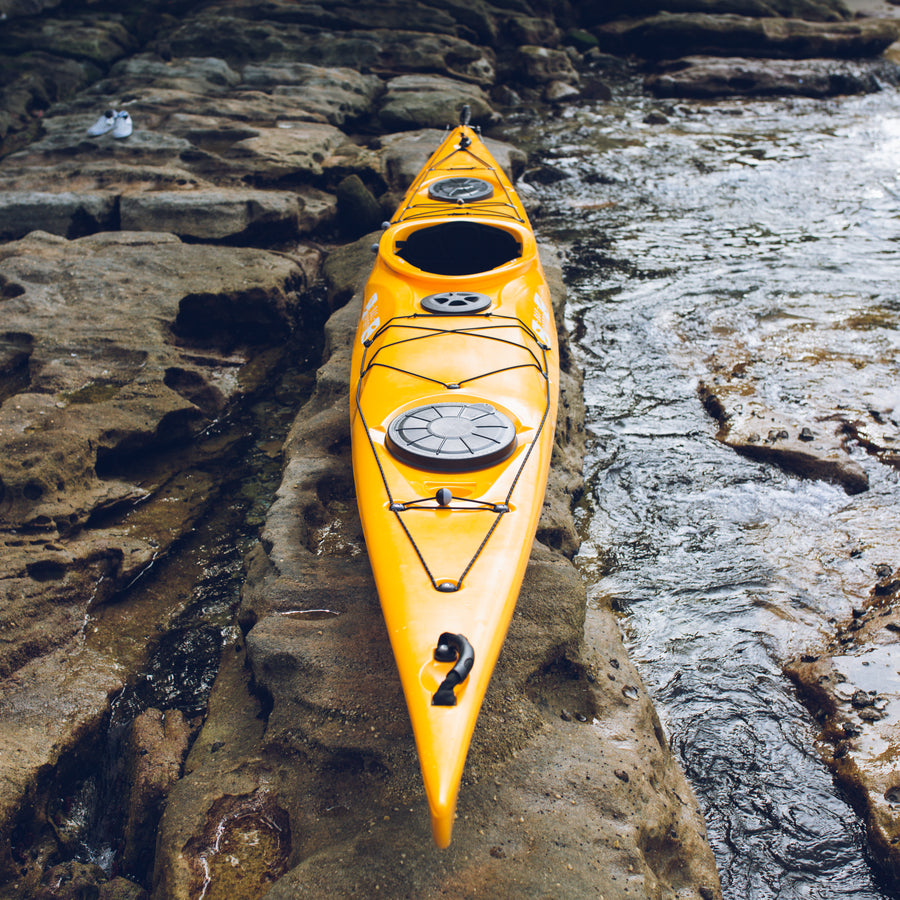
432, 632, 475, 706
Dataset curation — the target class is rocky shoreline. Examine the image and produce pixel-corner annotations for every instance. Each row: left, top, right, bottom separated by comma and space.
1, 1, 899, 897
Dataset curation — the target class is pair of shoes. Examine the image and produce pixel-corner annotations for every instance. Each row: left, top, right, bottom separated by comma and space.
87, 109, 133, 138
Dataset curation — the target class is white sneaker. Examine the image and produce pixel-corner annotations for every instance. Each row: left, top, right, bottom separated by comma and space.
87, 109, 116, 136
112, 111, 133, 139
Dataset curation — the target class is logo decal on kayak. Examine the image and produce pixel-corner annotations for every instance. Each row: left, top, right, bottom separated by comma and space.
360, 292, 381, 344
531, 291, 550, 346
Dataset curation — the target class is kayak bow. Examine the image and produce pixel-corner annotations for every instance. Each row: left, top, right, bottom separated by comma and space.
350, 109, 559, 847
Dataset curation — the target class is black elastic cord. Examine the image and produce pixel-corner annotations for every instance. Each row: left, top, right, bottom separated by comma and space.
355, 313, 552, 591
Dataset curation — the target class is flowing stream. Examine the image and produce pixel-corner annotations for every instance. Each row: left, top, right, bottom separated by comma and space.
508, 75, 900, 899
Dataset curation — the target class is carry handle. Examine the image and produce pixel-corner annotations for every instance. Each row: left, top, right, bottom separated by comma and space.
432, 632, 475, 706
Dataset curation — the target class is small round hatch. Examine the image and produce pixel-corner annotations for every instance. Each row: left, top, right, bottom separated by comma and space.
428, 177, 493, 203
421, 291, 491, 315
386, 402, 516, 472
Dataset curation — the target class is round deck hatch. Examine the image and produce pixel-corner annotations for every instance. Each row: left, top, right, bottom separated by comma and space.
386, 402, 517, 472
421, 291, 491, 315
428, 177, 493, 203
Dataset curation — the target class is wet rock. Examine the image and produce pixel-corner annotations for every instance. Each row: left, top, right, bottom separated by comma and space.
851, 689, 875, 707
545, 79, 582, 102
118, 189, 306, 242
181, 792, 291, 900
515, 45, 581, 85
377, 74, 495, 130
594, 13, 900, 60
0, 15, 137, 67
121, 709, 193, 876
0, 230, 312, 877
98, 879, 147, 900
845, 409, 900, 472
336, 175, 383, 239
580, 0, 853, 25
699, 380, 869, 493
240, 63, 383, 127
787, 600, 900, 884
36, 860, 105, 900
646, 55, 890, 97
580, 74, 615, 100
0, 191, 117, 241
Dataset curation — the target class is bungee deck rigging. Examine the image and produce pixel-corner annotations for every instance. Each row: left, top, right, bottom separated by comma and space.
354, 312, 553, 593
394, 134, 526, 225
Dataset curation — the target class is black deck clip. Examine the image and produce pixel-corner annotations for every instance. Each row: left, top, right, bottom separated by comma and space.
458, 105, 472, 149
432, 632, 475, 706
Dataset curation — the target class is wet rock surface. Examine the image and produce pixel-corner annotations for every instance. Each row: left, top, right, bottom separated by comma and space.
785, 569, 900, 884
1, 0, 899, 896
585, 0, 900, 97
646, 54, 900, 96
695, 303, 900, 496
593, 11, 900, 60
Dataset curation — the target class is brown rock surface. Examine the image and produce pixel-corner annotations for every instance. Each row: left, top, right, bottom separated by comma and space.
122, 709, 193, 875
377, 74, 496, 130
786, 570, 900, 883
690, 301, 899, 494
646, 54, 891, 95
581, 0, 854, 24
0, 230, 312, 887
595, 12, 900, 59
698, 378, 870, 494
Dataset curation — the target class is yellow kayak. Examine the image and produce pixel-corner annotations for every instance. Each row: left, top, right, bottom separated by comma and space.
350, 108, 559, 847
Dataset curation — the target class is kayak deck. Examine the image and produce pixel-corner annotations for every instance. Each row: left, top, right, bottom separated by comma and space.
350, 117, 559, 846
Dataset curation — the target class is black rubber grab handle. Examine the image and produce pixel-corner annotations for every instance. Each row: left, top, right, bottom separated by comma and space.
432, 632, 475, 706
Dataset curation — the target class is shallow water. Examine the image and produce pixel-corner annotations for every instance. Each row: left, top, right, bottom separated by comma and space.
509, 79, 900, 898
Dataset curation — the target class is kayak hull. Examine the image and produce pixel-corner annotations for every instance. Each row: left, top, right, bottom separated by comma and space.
350, 122, 559, 846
